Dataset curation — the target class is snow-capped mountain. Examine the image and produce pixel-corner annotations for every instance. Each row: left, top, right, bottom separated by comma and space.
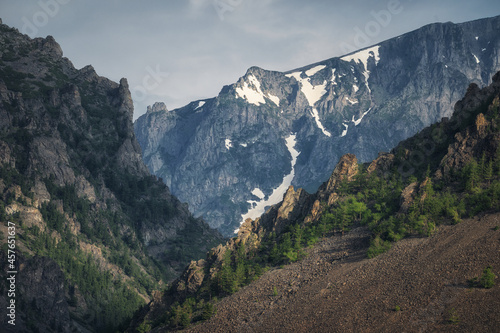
135, 16, 500, 235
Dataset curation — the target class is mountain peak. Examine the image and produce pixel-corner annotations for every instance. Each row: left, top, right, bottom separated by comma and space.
245, 65, 266, 75
147, 101, 168, 113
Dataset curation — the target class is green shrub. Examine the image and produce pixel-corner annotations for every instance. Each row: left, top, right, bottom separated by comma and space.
137, 320, 151, 333
284, 249, 298, 262
479, 266, 496, 289
367, 236, 392, 258
448, 308, 460, 325
201, 303, 216, 321
469, 266, 496, 289
180, 311, 191, 328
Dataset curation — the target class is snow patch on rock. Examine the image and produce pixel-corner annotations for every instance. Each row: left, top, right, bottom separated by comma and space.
305, 65, 326, 76
331, 68, 338, 85
194, 101, 205, 110
341, 45, 380, 94
267, 93, 280, 106
239, 134, 300, 227
251, 188, 265, 200
346, 97, 358, 105
225, 139, 233, 150
341, 123, 349, 137
235, 74, 280, 106
310, 108, 331, 137
285, 72, 327, 106
352, 108, 372, 126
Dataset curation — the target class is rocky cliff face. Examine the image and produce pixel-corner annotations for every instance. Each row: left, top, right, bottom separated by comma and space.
0, 22, 222, 332
135, 16, 500, 235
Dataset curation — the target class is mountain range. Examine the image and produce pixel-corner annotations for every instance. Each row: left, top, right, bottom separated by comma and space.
1, 14, 500, 333
135, 15, 500, 236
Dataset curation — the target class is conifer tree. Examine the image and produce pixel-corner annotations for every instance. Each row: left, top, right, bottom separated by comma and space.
464, 159, 480, 192
495, 146, 500, 175
485, 160, 494, 185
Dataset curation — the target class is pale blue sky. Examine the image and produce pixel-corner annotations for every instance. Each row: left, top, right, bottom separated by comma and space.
1, 0, 499, 119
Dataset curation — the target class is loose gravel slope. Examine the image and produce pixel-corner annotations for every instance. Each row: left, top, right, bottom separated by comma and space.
186, 213, 500, 333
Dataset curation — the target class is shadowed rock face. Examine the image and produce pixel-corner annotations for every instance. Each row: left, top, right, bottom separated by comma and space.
0, 253, 71, 333
0, 21, 223, 332
135, 16, 500, 235
19, 256, 71, 332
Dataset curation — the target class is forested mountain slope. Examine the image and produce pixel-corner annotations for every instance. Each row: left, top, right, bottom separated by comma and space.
0, 21, 222, 332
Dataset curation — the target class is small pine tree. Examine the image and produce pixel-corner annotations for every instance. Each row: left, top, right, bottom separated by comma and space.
179, 311, 191, 328
448, 308, 460, 325
464, 160, 480, 192
201, 303, 216, 321
494, 145, 500, 175
137, 320, 151, 333
269, 243, 280, 264
234, 261, 246, 287
367, 236, 392, 258
480, 152, 487, 176
424, 164, 431, 179
284, 250, 298, 262
485, 160, 494, 184
423, 177, 434, 198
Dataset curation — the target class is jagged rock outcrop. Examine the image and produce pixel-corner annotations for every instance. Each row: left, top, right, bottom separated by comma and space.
0, 21, 223, 332
399, 182, 418, 213
435, 75, 500, 177
135, 15, 500, 235
317, 153, 358, 205
367, 152, 395, 174
147, 102, 168, 113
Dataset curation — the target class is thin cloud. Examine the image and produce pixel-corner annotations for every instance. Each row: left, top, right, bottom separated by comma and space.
0, 1, 499, 120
